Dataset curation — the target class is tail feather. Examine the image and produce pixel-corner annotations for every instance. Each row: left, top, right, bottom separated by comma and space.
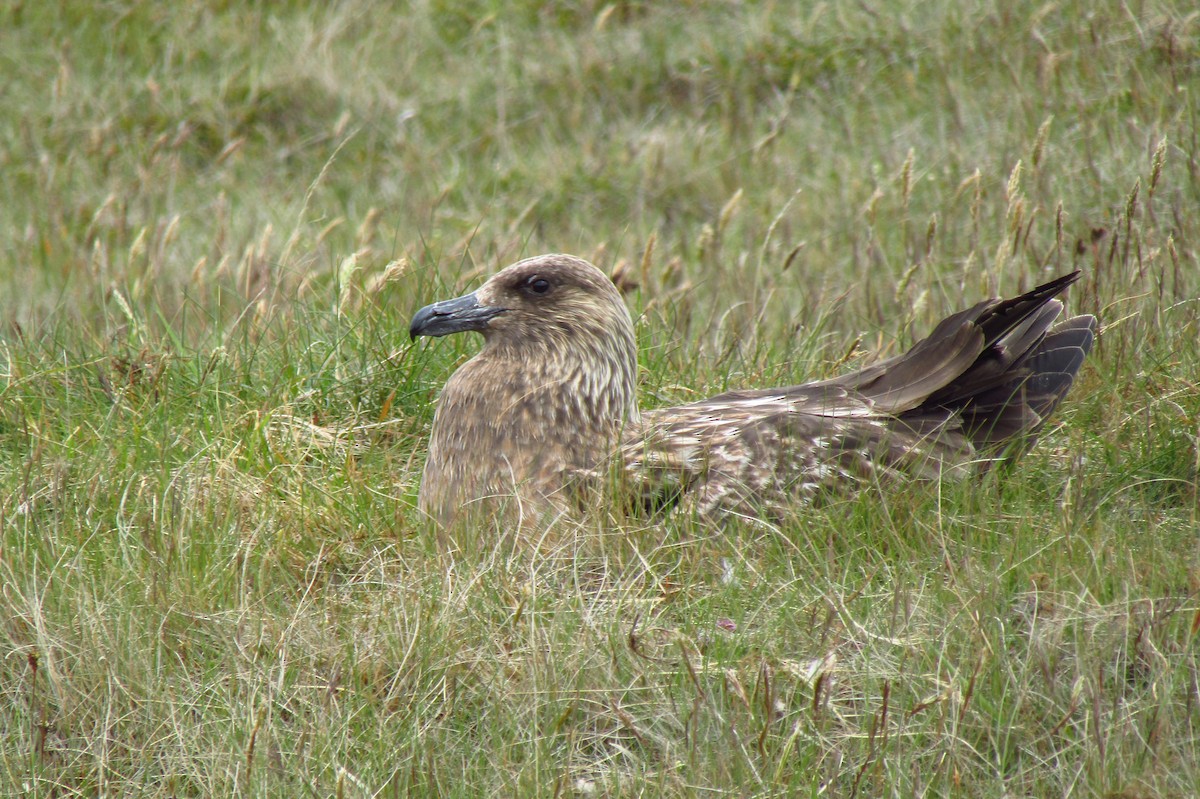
971, 271, 1082, 344
873, 272, 1095, 454
957, 314, 1096, 449
829, 272, 1086, 416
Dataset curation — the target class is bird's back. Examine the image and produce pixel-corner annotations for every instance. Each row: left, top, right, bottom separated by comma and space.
618, 274, 1096, 519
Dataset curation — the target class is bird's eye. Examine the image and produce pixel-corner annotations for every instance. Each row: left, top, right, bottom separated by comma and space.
524, 276, 552, 295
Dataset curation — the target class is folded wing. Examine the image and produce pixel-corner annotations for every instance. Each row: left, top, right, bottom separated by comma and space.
618, 273, 1097, 518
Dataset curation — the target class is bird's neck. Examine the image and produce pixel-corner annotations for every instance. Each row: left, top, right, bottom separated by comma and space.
477, 331, 640, 430
420, 333, 637, 524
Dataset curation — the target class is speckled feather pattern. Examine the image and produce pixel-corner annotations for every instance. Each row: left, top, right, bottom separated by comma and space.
413, 255, 1096, 526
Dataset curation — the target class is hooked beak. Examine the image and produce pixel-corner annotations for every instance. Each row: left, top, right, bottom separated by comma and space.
409, 292, 507, 340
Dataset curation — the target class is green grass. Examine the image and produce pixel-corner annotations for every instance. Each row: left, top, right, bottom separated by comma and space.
2, 0, 1199, 795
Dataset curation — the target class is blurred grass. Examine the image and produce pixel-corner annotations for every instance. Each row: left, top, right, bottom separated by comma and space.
2, 0, 1200, 796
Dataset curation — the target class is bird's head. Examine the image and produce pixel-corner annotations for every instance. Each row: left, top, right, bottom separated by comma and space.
409, 254, 635, 362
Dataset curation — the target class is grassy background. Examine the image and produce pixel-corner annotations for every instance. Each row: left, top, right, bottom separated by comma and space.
2, 1, 1199, 795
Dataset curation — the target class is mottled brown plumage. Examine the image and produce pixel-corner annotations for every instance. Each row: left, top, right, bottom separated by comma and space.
410, 254, 1096, 526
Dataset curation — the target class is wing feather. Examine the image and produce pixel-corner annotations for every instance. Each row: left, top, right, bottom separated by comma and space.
615, 273, 1096, 519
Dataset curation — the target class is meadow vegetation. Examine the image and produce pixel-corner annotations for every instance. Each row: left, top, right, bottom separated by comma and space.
2, 1, 1199, 795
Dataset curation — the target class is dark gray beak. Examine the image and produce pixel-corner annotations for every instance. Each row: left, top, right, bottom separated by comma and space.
409, 292, 507, 340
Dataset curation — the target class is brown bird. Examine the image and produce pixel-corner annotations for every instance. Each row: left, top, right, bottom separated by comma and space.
409, 254, 1096, 527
